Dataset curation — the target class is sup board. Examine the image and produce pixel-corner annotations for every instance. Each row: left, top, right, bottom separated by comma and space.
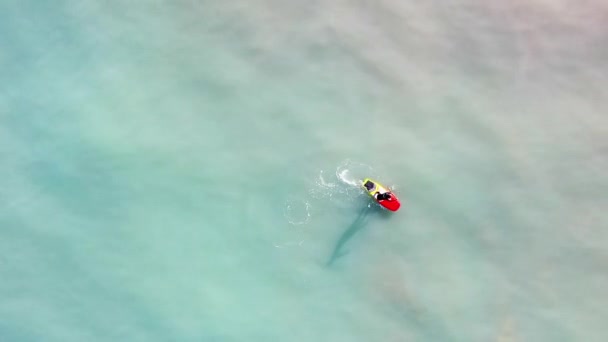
362, 178, 401, 211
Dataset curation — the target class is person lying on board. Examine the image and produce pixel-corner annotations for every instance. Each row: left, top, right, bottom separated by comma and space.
374, 192, 392, 201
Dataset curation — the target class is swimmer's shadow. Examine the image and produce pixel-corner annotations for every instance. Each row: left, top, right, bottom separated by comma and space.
326, 200, 392, 266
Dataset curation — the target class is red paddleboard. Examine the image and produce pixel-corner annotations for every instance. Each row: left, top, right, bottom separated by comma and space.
362, 178, 401, 212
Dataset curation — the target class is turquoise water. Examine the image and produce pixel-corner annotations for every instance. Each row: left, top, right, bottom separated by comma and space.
1, 1, 607, 341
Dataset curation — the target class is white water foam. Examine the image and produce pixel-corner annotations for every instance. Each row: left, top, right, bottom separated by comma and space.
282, 160, 376, 227
283, 197, 311, 226
305, 160, 377, 202
335, 159, 375, 187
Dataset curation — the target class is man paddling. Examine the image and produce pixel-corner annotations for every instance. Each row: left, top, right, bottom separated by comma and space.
374, 192, 392, 201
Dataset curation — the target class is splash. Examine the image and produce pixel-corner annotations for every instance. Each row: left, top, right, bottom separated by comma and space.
283, 198, 311, 225
336, 168, 360, 187
318, 170, 337, 189
309, 169, 342, 200
335, 159, 375, 187
283, 160, 375, 225
306, 159, 377, 202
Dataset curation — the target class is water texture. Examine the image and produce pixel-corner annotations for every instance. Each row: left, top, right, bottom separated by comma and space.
1, 1, 607, 341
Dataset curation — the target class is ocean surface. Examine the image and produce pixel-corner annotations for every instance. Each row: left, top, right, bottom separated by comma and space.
1, 1, 607, 341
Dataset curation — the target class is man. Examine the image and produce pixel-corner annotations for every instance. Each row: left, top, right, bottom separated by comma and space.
364, 180, 376, 191
374, 192, 392, 201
